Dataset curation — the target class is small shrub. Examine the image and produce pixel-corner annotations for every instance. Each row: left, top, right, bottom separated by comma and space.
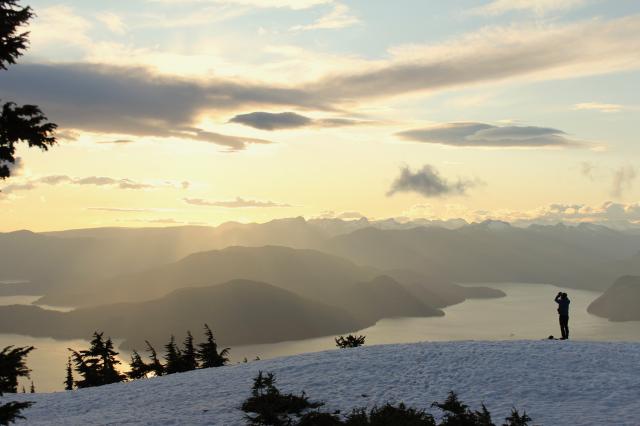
297, 412, 344, 426
335, 335, 366, 349
432, 391, 493, 425
242, 372, 323, 426
503, 409, 532, 426
347, 403, 436, 426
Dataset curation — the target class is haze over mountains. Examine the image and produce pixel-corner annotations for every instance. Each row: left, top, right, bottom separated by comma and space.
1, 217, 639, 349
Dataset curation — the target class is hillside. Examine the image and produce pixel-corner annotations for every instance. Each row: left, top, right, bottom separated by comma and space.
0, 280, 366, 349
7, 341, 640, 425
587, 276, 640, 321
38, 246, 499, 318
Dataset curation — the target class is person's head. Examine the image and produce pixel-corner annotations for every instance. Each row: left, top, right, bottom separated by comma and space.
561, 292, 568, 299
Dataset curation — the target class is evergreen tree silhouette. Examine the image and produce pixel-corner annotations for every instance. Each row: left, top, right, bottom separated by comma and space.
197, 324, 230, 368
0, 346, 34, 393
145, 341, 165, 377
64, 357, 74, 391
163, 336, 183, 374
127, 350, 149, 380
69, 332, 125, 388
0, 0, 57, 179
28, 382, 34, 394
181, 331, 198, 371
0, 345, 34, 425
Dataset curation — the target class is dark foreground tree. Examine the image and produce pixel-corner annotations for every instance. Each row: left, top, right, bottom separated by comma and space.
197, 324, 230, 368
0, 346, 34, 393
0, 0, 57, 179
69, 332, 126, 388
0, 345, 34, 425
0, 401, 33, 425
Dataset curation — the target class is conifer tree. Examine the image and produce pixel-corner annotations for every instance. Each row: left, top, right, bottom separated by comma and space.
101, 338, 125, 385
0, 0, 57, 179
196, 324, 230, 368
163, 336, 183, 375
145, 341, 164, 377
64, 357, 74, 391
181, 331, 198, 372
127, 350, 149, 380
0, 346, 34, 393
69, 332, 126, 388
0, 345, 34, 425
28, 382, 34, 394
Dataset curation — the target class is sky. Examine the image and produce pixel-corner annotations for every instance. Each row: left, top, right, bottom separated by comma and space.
1, 0, 639, 231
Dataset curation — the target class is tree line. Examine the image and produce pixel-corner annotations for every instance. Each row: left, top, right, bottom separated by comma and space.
66, 324, 230, 390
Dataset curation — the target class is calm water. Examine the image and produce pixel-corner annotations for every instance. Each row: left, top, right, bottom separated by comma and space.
1, 283, 639, 393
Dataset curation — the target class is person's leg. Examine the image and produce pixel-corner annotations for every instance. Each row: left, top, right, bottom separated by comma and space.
560, 316, 569, 339
559, 315, 565, 339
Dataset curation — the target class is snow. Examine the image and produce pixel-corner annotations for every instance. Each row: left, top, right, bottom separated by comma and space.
8, 340, 640, 425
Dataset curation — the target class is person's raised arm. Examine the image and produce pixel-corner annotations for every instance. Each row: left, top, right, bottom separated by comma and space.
555, 292, 562, 303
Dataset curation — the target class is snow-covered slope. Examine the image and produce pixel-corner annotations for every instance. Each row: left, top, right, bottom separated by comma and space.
10, 341, 640, 425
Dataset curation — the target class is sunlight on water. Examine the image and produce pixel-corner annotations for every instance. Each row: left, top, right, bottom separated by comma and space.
2, 283, 639, 392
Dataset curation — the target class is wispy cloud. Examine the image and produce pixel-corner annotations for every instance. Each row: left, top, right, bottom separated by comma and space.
4, 16, 640, 148
471, 0, 586, 16
291, 3, 359, 31
611, 166, 637, 198
86, 207, 160, 213
573, 102, 624, 113
397, 122, 582, 148
184, 197, 291, 208
387, 165, 479, 198
230, 111, 370, 130
1, 176, 189, 197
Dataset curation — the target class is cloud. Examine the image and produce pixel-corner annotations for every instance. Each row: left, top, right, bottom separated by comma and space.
97, 139, 135, 145
229, 111, 368, 130
3, 15, 640, 146
611, 166, 637, 198
1, 175, 189, 197
309, 16, 640, 102
230, 112, 312, 130
501, 202, 640, 227
397, 122, 581, 148
97, 12, 126, 35
580, 161, 596, 180
184, 197, 291, 208
387, 165, 478, 198
291, 3, 360, 31
471, 0, 586, 16
149, 0, 331, 10
87, 207, 158, 213
0, 63, 296, 150
573, 102, 624, 113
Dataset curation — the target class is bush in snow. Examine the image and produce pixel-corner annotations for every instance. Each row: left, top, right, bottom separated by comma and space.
241, 373, 534, 426
242, 371, 323, 425
335, 335, 366, 349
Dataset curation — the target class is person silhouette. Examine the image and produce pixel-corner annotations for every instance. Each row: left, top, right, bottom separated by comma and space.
554, 292, 570, 340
